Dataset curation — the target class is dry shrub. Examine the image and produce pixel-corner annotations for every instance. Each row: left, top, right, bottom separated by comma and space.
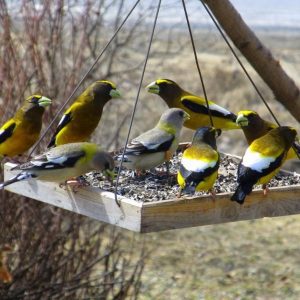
0, 1, 154, 298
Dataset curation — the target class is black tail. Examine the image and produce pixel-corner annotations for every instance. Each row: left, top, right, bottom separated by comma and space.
0, 172, 32, 190
231, 183, 253, 205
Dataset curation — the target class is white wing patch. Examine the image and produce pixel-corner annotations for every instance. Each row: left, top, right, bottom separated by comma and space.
57, 115, 68, 127
0, 129, 5, 136
31, 160, 47, 167
209, 103, 232, 116
242, 148, 275, 172
181, 157, 217, 172
48, 155, 68, 165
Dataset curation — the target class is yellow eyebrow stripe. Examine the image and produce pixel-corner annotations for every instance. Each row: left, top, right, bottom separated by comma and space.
156, 79, 172, 85
98, 80, 116, 89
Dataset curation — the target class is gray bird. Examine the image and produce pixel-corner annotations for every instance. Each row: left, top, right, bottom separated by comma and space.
1, 142, 114, 189
117, 108, 190, 172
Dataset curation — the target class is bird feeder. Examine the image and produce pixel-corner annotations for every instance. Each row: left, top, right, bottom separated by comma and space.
4, 148, 300, 233
2, 0, 300, 233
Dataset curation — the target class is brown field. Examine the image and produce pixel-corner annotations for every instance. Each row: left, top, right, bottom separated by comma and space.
1, 2, 300, 298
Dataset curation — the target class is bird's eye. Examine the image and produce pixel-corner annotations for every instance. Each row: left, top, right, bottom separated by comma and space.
29, 96, 39, 103
104, 162, 110, 169
179, 111, 184, 117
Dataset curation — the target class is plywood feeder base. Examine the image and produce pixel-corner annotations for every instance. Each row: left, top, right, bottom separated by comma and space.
4, 154, 300, 233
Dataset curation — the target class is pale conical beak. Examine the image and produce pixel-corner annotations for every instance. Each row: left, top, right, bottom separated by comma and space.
146, 82, 160, 94
183, 112, 190, 122
109, 88, 122, 98
38, 96, 52, 107
212, 128, 222, 138
236, 114, 249, 127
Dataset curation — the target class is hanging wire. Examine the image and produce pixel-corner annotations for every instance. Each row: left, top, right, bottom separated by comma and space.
114, 0, 162, 207
199, 0, 300, 160
182, 0, 214, 127
28, 0, 141, 158
199, 0, 281, 126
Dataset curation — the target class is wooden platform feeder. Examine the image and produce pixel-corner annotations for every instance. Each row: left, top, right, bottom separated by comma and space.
4, 150, 300, 233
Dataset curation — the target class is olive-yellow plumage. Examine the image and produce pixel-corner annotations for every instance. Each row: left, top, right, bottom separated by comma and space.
236, 110, 299, 160
0, 142, 114, 189
0, 95, 52, 157
48, 80, 121, 147
177, 127, 220, 196
231, 126, 298, 204
146, 79, 239, 130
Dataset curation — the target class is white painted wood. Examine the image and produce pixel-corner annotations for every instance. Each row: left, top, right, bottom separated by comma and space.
4, 163, 142, 232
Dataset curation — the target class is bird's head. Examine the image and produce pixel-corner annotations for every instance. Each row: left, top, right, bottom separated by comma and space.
236, 110, 262, 127
146, 79, 182, 105
277, 126, 298, 147
91, 80, 122, 102
192, 126, 221, 149
92, 151, 115, 182
26, 95, 52, 108
22, 95, 52, 117
158, 108, 190, 133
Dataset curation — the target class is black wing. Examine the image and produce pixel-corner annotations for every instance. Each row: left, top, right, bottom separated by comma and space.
181, 97, 236, 121
0, 122, 16, 144
47, 112, 72, 148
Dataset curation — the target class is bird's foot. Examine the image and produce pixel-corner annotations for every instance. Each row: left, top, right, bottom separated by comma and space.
209, 189, 216, 202
177, 188, 182, 199
59, 176, 89, 193
262, 184, 269, 196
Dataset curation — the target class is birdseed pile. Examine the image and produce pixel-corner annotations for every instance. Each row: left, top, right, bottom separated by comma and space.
85, 150, 300, 202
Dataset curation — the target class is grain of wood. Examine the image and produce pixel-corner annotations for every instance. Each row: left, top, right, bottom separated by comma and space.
4, 161, 300, 233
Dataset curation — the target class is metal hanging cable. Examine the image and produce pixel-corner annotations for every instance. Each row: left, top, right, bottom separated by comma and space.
182, 0, 214, 127
28, 0, 141, 158
199, 0, 300, 160
114, 0, 162, 207
199, 0, 280, 126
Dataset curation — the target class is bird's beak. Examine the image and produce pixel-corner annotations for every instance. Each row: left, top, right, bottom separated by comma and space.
104, 169, 115, 183
109, 88, 122, 98
212, 128, 222, 138
236, 114, 249, 127
146, 81, 160, 94
183, 111, 190, 122
38, 96, 52, 107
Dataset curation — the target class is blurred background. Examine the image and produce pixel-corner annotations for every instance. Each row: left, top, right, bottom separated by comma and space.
0, 0, 300, 299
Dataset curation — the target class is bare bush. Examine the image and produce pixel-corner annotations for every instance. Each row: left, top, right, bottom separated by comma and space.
0, 0, 155, 298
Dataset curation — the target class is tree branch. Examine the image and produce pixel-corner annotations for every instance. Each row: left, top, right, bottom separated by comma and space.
203, 0, 300, 123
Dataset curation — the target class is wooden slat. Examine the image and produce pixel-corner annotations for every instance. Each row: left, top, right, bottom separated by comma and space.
4, 161, 300, 233
140, 185, 300, 233
4, 163, 142, 232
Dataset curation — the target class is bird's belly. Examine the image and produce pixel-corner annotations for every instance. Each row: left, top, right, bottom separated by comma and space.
36, 166, 89, 183
123, 152, 165, 170
195, 170, 218, 191
55, 120, 99, 145
257, 166, 281, 185
0, 129, 39, 157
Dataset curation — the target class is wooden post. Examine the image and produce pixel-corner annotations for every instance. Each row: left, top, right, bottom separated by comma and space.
202, 0, 300, 123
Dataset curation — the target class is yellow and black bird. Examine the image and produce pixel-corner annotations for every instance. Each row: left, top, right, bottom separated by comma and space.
0, 95, 52, 158
48, 80, 121, 148
236, 110, 300, 160
1, 142, 114, 189
177, 127, 221, 197
231, 126, 298, 204
146, 79, 239, 130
